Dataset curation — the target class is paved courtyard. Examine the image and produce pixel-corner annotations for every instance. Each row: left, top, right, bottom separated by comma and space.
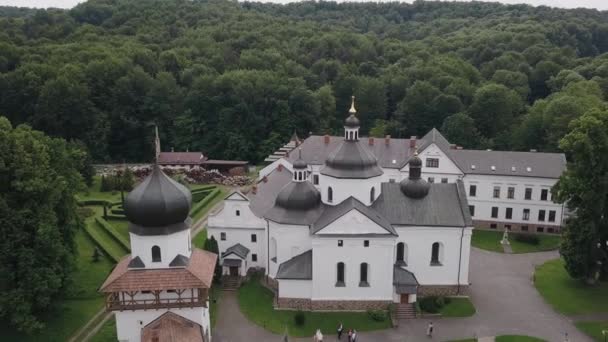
213, 248, 593, 341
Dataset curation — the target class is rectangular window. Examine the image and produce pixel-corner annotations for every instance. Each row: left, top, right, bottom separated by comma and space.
525, 188, 533, 200
220, 232, 226, 241
338, 240, 343, 247
493, 186, 500, 198
490, 223, 497, 229
441, 178, 448, 183
507, 187, 515, 199
236, 210, 240, 216
506, 207, 513, 219
547, 227, 555, 233
389, 178, 396, 183
251, 234, 257, 243
426, 158, 439, 168
548, 210, 556, 222
523, 209, 530, 221
252, 254, 257, 262
313, 174, 319, 185
491, 207, 499, 218
537, 227, 544, 233
521, 226, 529, 232
469, 185, 477, 197
428, 177, 435, 183
469, 205, 475, 216
364, 240, 370, 247
541, 189, 548, 201
538, 210, 546, 222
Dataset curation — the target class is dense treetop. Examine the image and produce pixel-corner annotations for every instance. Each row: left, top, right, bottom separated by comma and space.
1, 0, 608, 163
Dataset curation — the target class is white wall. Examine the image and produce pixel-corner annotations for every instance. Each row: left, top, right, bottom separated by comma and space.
129, 229, 191, 269
393, 226, 471, 286
401, 143, 464, 183
206, 226, 266, 270
279, 279, 312, 299
463, 174, 563, 228
319, 174, 382, 206
315, 209, 390, 235
115, 306, 209, 342
267, 221, 312, 278
311, 236, 395, 301
208, 194, 266, 229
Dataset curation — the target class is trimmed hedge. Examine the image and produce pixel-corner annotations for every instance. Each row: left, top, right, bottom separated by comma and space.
190, 188, 221, 217
192, 190, 212, 203
84, 224, 124, 263
79, 199, 111, 206
191, 185, 216, 193
110, 208, 125, 215
95, 217, 130, 252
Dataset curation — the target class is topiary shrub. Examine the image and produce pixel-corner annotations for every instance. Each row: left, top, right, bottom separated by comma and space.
419, 296, 441, 313
294, 311, 306, 326
367, 309, 387, 321
513, 233, 540, 245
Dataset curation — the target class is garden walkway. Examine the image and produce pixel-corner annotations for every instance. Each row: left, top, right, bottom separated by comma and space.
213, 248, 593, 341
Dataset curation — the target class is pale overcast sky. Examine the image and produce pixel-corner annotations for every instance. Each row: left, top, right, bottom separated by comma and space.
0, 0, 606, 11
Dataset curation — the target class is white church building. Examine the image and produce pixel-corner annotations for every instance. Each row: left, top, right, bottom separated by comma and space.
100, 163, 217, 342
208, 98, 474, 311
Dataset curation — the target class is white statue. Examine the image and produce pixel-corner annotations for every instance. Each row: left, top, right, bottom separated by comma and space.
501, 229, 510, 245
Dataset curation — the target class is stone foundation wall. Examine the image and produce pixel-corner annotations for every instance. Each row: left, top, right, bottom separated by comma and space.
264, 276, 278, 291
417, 285, 469, 297
473, 220, 561, 234
276, 298, 390, 311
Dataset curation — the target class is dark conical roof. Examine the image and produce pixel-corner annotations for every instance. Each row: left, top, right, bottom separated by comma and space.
275, 181, 321, 211
321, 140, 383, 179
124, 165, 192, 228
344, 114, 360, 128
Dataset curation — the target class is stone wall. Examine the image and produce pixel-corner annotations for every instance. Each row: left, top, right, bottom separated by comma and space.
417, 285, 469, 297
473, 219, 561, 234
264, 276, 278, 291
276, 298, 390, 311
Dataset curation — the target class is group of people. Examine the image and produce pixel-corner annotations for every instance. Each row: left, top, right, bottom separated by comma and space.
336, 323, 357, 341
312, 321, 434, 341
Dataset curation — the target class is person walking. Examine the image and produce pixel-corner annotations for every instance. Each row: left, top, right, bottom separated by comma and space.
347, 328, 353, 342
315, 329, 323, 342
337, 323, 343, 340
351, 329, 357, 342
426, 321, 434, 338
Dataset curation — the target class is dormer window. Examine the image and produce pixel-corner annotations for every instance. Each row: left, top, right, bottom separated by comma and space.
526, 167, 532, 172
471, 165, 476, 170
511, 166, 516, 172
491, 165, 496, 171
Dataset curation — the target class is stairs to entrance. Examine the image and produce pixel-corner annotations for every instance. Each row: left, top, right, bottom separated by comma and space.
222, 276, 240, 291
396, 303, 416, 319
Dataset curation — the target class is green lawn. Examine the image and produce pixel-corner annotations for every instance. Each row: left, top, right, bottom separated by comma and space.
194, 228, 208, 249
77, 176, 122, 202
575, 321, 608, 341
471, 229, 561, 254
89, 318, 116, 342
439, 297, 476, 317
1, 230, 113, 342
192, 186, 228, 222
447, 339, 477, 342
210, 285, 221, 328
495, 335, 546, 342
107, 218, 130, 242
238, 277, 391, 337
535, 259, 608, 315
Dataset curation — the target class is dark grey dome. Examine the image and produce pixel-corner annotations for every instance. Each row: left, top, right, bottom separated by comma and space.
124, 165, 192, 227
345, 114, 360, 128
400, 178, 431, 199
293, 150, 307, 169
275, 181, 321, 211
321, 141, 383, 179
409, 154, 422, 167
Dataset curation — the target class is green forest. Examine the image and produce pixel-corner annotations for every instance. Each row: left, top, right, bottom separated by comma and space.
1, 0, 608, 163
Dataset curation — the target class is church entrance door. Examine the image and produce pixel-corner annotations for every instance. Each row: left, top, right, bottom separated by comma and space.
400, 294, 409, 304
229, 266, 239, 276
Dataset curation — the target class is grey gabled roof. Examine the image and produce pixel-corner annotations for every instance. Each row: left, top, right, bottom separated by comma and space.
312, 197, 396, 235
248, 168, 293, 217
223, 258, 242, 267
372, 181, 472, 227
418, 128, 452, 152
222, 243, 250, 259
128, 256, 145, 268
169, 254, 190, 267
276, 250, 312, 280
393, 266, 419, 294
449, 149, 566, 178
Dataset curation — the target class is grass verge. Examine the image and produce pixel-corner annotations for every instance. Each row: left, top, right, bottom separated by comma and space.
495, 335, 546, 342
472, 229, 560, 253
89, 318, 116, 342
575, 321, 608, 341
238, 277, 391, 337
534, 259, 608, 315
439, 297, 476, 317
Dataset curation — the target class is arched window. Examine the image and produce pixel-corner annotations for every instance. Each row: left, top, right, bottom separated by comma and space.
152, 245, 161, 262
396, 242, 405, 265
336, 262, 345, 286
359, 263, 369, 286
270, 237, 277, 262
431, 242, 442, 265
370, 187, 376, 203
328, 187, 333, 203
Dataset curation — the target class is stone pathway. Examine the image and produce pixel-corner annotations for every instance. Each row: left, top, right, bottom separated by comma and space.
213, 248, 593, 342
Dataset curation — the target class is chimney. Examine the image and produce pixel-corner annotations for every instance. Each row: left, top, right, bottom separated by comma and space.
286, 151, 290, 158
278, 164, 283, 172
368, 137, 374, 146
252, 185, 257, 194
263, 175, 268, 183
409, 136, 416, 148
385, 135, 391, 146
171, 147, 174, 152
450, 144, 457, 149
324, 135, 330, 144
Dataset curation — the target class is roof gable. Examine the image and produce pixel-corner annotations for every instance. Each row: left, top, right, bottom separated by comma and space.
226, 191, 248, 201
276, 249, 312, 280
312, 197, 396, 235
222, 243, 250, 259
